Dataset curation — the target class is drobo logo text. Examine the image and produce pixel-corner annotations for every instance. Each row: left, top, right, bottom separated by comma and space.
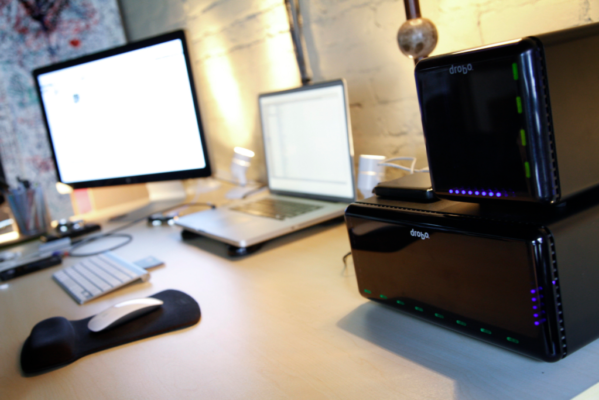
410, 229, 430, 240
449, 64, 473, 75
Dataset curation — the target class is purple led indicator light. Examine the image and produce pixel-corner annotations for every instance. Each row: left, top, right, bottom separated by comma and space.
475, 191, 480, 195
461, 190, 466, 194
552, 280, 556, 285
482, 191, 487, 196
531, 289, 536, 294
534, 314, 538, 318
533, 306, 538, 310
535, 322, 540, 326
532, 297, 537, 302
489, 192, 495, 197
497, 193, 502, 197
468, 190, 473, 195
449, 189, 454, 194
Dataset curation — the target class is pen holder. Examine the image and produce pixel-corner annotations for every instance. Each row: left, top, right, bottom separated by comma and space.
6, 185, 51, 236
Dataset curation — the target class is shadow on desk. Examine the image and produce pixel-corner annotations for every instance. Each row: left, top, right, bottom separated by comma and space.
179, 217, 345, 260
338, 303, 599, 400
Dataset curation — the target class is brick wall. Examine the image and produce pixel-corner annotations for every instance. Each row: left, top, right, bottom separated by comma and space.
120, 0, 595, 182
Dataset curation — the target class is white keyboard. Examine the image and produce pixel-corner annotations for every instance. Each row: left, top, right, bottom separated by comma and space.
53, 252, 150, 304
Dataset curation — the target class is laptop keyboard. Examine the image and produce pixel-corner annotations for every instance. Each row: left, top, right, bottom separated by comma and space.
230, 198, 323, 220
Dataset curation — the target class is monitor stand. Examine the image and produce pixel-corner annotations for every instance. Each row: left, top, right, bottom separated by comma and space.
109, 181, 186, 222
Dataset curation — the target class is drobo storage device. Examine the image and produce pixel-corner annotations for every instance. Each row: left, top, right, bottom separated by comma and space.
345, 190, 599, 362
415, 22, 599, 204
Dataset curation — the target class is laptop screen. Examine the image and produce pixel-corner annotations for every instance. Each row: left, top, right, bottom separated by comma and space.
258, 80, 355, 202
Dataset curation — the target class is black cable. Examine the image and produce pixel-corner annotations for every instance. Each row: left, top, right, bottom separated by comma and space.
66, 202, 215, 257
342, 251, 352, 271
180, 202, 217, 209
148, 202, 217, 225
242, 184, 268, 199
69, 233, 133, 257
110, 202, 215, 234
214, 176, 240, 185
214, 176, 266, 193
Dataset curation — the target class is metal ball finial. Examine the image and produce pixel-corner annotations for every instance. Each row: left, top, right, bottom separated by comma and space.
398, 0, 438, 63
397, 18, 438, 61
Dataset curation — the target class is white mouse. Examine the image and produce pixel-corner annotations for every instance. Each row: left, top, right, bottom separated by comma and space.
87, 298, 164, 332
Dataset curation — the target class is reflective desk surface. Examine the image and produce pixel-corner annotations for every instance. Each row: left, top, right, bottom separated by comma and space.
2, 192, 599, 400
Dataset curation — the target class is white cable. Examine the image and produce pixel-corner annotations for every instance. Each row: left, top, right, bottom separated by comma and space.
378, 163, 414, 173
378, 157, 429, 174
381, 164, 429, 173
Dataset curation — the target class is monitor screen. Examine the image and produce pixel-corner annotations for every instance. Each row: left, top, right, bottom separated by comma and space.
258, 80, 355, 202
33, 30, 211, 189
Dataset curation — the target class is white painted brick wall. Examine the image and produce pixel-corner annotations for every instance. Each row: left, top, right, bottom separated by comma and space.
120, 0, 596, 182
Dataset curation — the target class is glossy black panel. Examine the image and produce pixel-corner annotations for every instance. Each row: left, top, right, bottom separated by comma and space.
416, 39, 555, 203
419, 56, 527, 196
346, 203, 562, 361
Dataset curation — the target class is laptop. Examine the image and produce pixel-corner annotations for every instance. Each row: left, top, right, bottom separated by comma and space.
176, 79, 356, 249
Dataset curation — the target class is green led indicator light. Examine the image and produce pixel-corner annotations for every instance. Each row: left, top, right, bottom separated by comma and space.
524, 162, 531, 178
512, 63, 519, 80
507, 337, 520, 344
456, 320, 467, 326
516, 97, 523, 114
434, 313, 444, 319
364, 289, 371, 294
520, 129, 527, 146
415, 306, 424, 312
396, 300, 405, 305
480, 328, 492, 335
380, 294, 388, 300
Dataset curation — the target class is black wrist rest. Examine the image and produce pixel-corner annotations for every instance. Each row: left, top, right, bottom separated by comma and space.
21, 289, 201, 375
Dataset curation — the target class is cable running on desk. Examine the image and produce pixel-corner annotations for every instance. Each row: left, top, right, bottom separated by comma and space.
68, 202, 216, 257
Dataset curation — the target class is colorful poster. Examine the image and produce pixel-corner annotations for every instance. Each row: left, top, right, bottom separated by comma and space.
0, 0, 126, 219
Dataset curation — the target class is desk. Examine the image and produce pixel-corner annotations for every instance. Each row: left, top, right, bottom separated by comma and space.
1, 214, 599, 399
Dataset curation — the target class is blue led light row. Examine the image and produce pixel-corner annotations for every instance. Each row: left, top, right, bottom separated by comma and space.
531, 287, 547, 326
448, 188, 513, 198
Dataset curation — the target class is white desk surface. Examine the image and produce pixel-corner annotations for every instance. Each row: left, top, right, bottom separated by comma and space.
2, 199, 599, 399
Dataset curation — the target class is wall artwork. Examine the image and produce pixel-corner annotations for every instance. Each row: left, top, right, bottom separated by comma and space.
0, 0, 126, 219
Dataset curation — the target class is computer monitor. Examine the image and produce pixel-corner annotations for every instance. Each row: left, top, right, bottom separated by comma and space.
33, 30, 211, 216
